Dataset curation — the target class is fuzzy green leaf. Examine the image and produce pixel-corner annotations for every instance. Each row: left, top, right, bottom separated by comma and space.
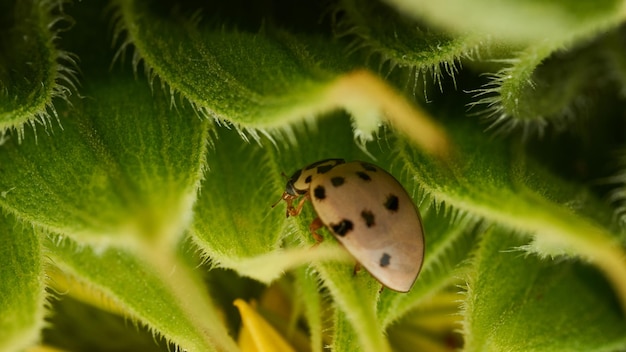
383, 0, 624, 43
0, 212, 45, 352
191, 124, 352, 282
604, 27, 626, 91
43, 297, 172, 351
294, 267, 325, 352
474, 35, 615, 135
378, 0, 626, 136
397, 114, 626, 312
112, 0, 340, 127
387, 290, 462, 351
45, 234, 236, 352
336, 0, 482, 87
2, 0, 626, 351
0, 0, 75, 137
464, 227, 626, 351
0, 69, 208, 249
110, 0, 451, 156
380, 0, 625, 136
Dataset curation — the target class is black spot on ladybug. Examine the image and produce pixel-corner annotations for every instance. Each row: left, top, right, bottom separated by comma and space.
331, 219, 353, 236
331, 176, 345, 187
317, 164, 334, 174
305, 159, 330, 170
384, 194, 399, 212
304, 175, 312, 184
356, 171, 371, 181
379, 253, 391, 267
361, 210, 375, 227
314, 185, 326, 200
361, 163, 378, 172
305, 158, 344, 170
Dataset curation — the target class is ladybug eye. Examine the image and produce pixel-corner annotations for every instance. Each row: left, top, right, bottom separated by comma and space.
284, 181, 298, 196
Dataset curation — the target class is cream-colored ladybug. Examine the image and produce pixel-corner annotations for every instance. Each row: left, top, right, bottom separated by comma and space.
273, 158, 425, 292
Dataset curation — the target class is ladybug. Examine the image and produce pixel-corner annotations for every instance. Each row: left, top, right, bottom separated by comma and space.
273, 158, 425, 292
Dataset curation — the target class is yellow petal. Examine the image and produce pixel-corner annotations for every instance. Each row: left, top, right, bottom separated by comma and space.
234, 299, 296, 352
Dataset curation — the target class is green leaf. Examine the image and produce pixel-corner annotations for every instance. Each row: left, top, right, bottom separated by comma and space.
112, 0, 340, 127
604, 27, 626, 90
2, 0, 626, 351
380, 0, 625, 136
473, 34, 614, 136
317, 259, 388, 352
336, 0, 482, 88
387, 289, 462, 352
0, 68, 208, 249
0, 0, 76, 137
0, 212, 45, 352
111, 0, 451, 156
463, 226, 626, 351
294, 267, 325, 352
191, 124, 352, 282
396, 114, 626, 312
331, 305, 379, 352
45, 234, 237, 352
383, 0, 624, 43
42, 296, 171, 351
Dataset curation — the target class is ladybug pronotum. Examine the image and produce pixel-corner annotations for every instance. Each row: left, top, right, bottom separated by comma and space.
274, 158, 425, 292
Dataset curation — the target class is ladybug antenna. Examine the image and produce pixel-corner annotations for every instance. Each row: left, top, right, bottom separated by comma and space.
271, 171, 290, 208
271, 171, 294, 209
271, 194, 284, 208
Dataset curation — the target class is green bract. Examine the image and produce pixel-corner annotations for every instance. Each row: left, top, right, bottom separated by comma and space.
1, 0, 625, 351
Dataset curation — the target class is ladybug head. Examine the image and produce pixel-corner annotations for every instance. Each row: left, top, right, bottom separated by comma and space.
270, 171, 298, 211
284, 178, 299, 196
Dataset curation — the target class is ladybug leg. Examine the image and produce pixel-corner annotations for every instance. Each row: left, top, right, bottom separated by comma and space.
378, 285, 385, 294
288, 194, 310, 217
352, 262, 361, 276
309, 217, 324, 245
284, 198, 294, 218
272, 193, 298, 218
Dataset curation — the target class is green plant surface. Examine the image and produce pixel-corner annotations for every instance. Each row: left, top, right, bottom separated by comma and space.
0, 70, 208, 250
0, 0, 76, 138
45, 234, 235, 352
0, 212, 45, 352
1, 0, 626, 351
383, 0, 624, 43
463, 226, 626, 351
